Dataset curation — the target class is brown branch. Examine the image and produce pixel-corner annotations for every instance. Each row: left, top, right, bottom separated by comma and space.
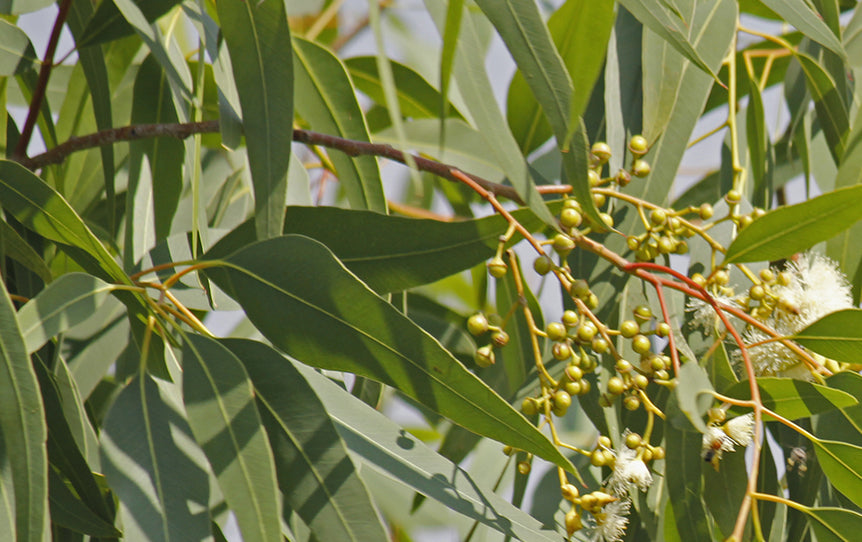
13, 0, 73, 160
20, 121, 530, 203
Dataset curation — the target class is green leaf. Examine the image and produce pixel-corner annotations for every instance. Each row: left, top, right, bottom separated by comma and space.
794, 52, 849, 163
101, 375, 212, 542
759, 0, 846, 60
724, 184, 862, 263
0, 218, 51, 283
0, 19, 37, 76
665, 396, 711, 541
793, 309, 862, 362
0, 278, 48, 542
203, 235, 573, 473
725, 378, 857, 420
0, 0, 53, 14
811, 438, 862, 509
293, 357, 561, 542
0, 160, 126, 282
78, 0, 182, 46
344, 56, 464, 122
48, 469, 120, 537
506, 0, 615, 154
218, 0, 293, 239
675, 361, 714, 432
619, 0, 723, 80
293, 37, 384, 213
17, 273, 116, 354
221, 339, 389, 542
206, 204, 554, 294
181, 334, 282, 542
802, 506, 862, 542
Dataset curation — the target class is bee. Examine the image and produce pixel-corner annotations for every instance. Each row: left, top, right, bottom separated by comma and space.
702, 435, 732, 471
786, 447, 808, 476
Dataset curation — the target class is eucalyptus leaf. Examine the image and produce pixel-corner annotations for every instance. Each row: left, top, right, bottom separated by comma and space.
725, 378, 857, 420
794, 309, 862, 363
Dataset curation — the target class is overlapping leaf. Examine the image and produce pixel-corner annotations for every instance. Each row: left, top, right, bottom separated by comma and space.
794, 309, 862, 363
725, 378, 857, 420
203, 235, 572, 472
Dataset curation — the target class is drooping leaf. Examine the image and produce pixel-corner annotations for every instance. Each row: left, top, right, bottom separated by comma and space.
794, 52, 849, 163
828, 102, 862, 303
221, 338, 389, 542
665, 396, 711, 541
203, 235, 573, 472
675, 361, 714, 432
16, 273, 116, 354
218, 0, 293, 239
793, 309, 862, 363
101, 375, 212, 542
811, 437, 862, 509
759, 0, 846, 60
725, 378, 857, 420
293, 37, 384, 213
724, 184, 862, 263
293, 357, 562, 541
0, 278, 48, 542
181, 334, 282, 542
78, 0, 183, 46
0, 19, 36, 76
205, 204, 556, 294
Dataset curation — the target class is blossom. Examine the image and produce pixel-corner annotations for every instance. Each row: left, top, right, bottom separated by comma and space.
701, 426, 735, 462
723, 413, 755, 446
744, 253, 853, 377
593, 499, 630, 542
609, 446, 653, 493
685, 292, 735, 330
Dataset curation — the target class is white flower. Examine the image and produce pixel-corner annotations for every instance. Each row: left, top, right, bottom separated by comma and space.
685, 292, 735, 329
593, 499, 630, 542
609, 446, 653, 493
744, 253, 852, 377
701, 426, 735, 462
723, 413, 755, 446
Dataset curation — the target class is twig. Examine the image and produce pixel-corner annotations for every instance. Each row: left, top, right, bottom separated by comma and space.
13, 0, 73, 160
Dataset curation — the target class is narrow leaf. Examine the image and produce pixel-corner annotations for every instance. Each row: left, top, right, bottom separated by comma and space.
78, 0, 183, 46
101, 375, 212, 542
811, 438, 862, 509
803, 506, 862, 542
795, 52, 849, 163
17, 273, 115, 354
293, 38, 384, 213
203, 235, 573, 472
675, 361, 714, 432
0, 19, 37, 76
222, 339, 389, 542
217, 0, 293, 239
793, 309, 862, 362
725, 378, 857, 420
0, 279, 48, 542
759, 0, 847, 60
182, 334, 282, 542
724, 184, 862, 263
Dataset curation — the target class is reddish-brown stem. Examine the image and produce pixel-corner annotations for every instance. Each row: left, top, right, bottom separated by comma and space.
13, 0, 73, 160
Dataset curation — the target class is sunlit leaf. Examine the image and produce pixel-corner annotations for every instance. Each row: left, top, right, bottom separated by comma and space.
724, 184, 862, 263
759, 0, 846, 60
802, 506, 862, 542
725, 378, 857, 420
675, 361, 714, 432
793, 309, 862, 363
203, 235, 573, 472
78, 0, 183, 46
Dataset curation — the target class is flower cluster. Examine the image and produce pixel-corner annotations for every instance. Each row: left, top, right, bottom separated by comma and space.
701, 413, 756, 468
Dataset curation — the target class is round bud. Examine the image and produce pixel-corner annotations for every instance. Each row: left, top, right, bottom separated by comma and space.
588, 170, 602, 187
467, 313, 489, 336
577, 321, 598, 342
641, 447, 653, 462
578, 378, 591, 394
565, 509, 583, 536
565, 365, 583, 382
654, 369, 669, 380
607, 376, 625, 395
562, 310, 579, 327
553, 390, 572, 416
725, 189, 742, 204
503, 445, 514, 455
707, 407, 726, 424
749, 284, 766, 301
624, 395, 641, 411
561, 483, 580, 502
634, 304, 653, 322
600, 212, 614, 228
633, 374, 649, 389
564, 380, 581, 396
533, 254, 554, 275
632, 159, 651, 177
713, 269, 730, 286
699, 203, 714, 220
590, 450, 606, 468
629, 135, 649, 155
475, 345, 495, 368
560, 208, 583, 229
650, 209, 668, 226
593, 192, 607, 208
553, 342, 573, 361
552, 234, 575, 255
571, 279, 591, 300
759, 268, 775, 283
521, 397, 539, 416
674, 240, 689, 254
517, 461, 531, 475
625, 433, 642, 449
487, 257, 508, 278
598, 435, 612, 448
778, 271, 791, 286
752, 207, 766, 218
586, 293, 599, 310
691, 273, 707, 287
491, 330, 509, 347
591, 142, 612, 164
563, 199, 581, 212
620, 319, 640, 338
655, 322, 671, 338
616, 359, 633, 373
616, 168, 632, 187
650, 355, 665, 372
547, 322, 568, 342
626, 236, 640, 251
651, 446, 665, 460
658, 236, 676, 254
632, 334, 651, 354
591, 336, 609, 354
739, 215, 754, 229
